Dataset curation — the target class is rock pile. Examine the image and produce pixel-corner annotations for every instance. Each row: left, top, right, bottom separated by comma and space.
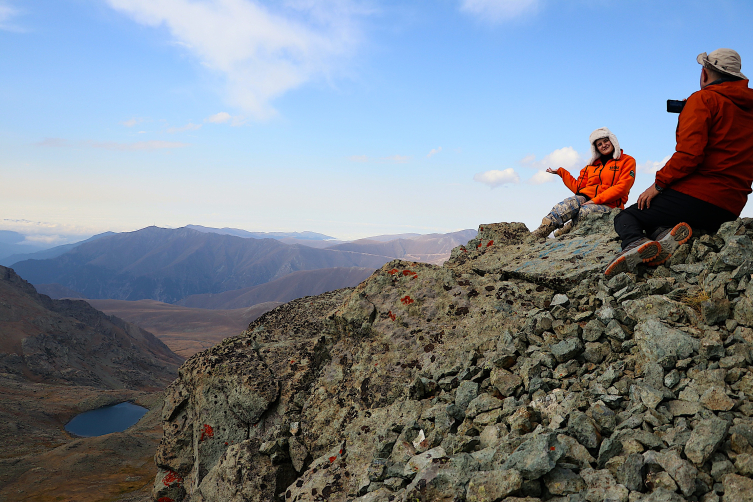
153, 212, 753, 502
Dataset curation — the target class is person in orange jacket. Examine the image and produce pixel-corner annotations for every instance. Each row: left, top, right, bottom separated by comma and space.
605, 48, 753, 278
531, 127, 636, 238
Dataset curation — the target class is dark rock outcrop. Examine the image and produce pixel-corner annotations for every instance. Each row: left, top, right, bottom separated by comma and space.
153, 212, 753, 501
0, 265, 182, 390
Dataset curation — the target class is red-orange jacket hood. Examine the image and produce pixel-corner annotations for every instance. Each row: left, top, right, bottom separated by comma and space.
705, 79, 753, 111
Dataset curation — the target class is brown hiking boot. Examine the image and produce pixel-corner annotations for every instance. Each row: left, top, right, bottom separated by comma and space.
554, 220, 574, 238
531, 217, 557, 239
604, 238, 662, 278
645, 222, 692, 267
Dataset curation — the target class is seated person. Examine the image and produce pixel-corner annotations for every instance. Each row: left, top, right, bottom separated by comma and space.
532, 128, 636, 238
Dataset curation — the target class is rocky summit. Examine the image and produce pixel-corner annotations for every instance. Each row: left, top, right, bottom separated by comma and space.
153, 211, 753, 502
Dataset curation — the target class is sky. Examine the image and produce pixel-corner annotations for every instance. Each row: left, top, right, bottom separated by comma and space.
1, 0, 753, 245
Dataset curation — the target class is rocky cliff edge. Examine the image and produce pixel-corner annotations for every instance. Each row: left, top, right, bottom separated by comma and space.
153, 212, 753, 502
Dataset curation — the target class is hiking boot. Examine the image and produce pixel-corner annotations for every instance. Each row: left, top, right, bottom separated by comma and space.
645, 222, 692, 267
532, 217, 557, 239
604, 238, 662, 278
554, 220, 574, 238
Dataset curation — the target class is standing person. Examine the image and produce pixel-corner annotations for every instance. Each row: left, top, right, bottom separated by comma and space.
605, 48, 753, 278
531, 128, 636, 238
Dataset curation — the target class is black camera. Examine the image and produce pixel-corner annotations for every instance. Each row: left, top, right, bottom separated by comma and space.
667, 100, 686, 113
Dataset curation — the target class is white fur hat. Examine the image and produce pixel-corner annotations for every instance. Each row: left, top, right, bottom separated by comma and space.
588, 127, 621, 164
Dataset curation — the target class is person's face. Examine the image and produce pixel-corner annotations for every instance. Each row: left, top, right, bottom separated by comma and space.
595, 137, 615, 156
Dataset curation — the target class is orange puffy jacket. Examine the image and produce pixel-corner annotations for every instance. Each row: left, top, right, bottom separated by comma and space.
655, 79, 753, 216
556, 151, 636, 209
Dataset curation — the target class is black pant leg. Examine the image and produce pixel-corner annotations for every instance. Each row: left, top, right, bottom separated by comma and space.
614, 189, 736, 250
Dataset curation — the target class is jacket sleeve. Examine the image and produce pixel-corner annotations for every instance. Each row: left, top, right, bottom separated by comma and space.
655, 92, 713, 188
590, 156, 637, 206
557, 167, 585, 194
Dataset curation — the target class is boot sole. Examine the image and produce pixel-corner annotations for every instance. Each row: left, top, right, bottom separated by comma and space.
647, 222, 692, 266
605, 241, 661, 278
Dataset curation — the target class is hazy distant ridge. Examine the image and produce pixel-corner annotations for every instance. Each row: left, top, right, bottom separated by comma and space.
11, 226, 393, 303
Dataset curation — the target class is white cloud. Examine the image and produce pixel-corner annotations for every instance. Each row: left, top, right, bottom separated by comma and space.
528, 170, 557, 185
36, 138, 189, 151
637, 155, 671, 175
0, 1, 22, 32
85, 140, 189, 151
0, 219, 97, 238
206, 112, 232, 124
383, 154, 410, 163
521, 146, 584, 171
427, 147, 442, 158
35, 138, 69, 147
167, 122, 202, 133
473, 168, 520, 187
348, 154, 368, 162
520, 146, 585, 184
107, 0, 364, 120
459, 0, 539, 21
121, 117, 143, 127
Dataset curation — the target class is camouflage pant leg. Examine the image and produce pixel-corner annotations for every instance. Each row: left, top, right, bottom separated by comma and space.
546, 195, 611, 227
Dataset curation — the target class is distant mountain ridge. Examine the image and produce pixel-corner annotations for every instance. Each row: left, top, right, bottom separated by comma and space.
0, 265, 182, 390
11, 226, 393, 303
185, 224, 334, 240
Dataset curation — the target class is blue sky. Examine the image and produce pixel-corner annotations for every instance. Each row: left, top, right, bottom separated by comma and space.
1, 0, 752, 244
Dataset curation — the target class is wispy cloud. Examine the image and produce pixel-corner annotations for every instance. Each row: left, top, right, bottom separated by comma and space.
206, 112, 232, 124
107, 0, 366, 120
34, 138, 69, 147
121, 117, 144, 127
383, 154, 410, 163
35, 138, 189, 151
459, 0, 539, 21
637, 155, 671, 175
167, 122, 202, 133
521, 146, 585, 184
0, 1, 23, 32
473, 168, 520, 187
1, 218, 98, 239
85, 140, 189, 151
427, 147, 442, 158
347, 154, 411, 163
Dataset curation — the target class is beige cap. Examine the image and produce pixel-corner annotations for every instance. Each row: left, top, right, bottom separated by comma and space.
697, 48, 747, 79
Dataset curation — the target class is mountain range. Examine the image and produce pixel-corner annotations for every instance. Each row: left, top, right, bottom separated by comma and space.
12, 225, 476, 305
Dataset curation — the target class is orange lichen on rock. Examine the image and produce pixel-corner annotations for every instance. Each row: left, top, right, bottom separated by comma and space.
199, 424, 214, 442
163, 471, 183, 487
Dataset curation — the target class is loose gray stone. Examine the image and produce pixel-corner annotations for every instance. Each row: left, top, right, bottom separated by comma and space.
501, 433, 563, 480
642, 487, 686, 502
598, 437, 623, 468
615, 453, 643, 492
656, 448, 698, 497
568, 411, 601, 449
580, 468, 629, 502
551, 338, 585, 363
711, 458, 735, 482
583, 319, 606, 342
455, 380, 479, 410
685, 416, 730, 465
634, 319, 699, 367
551, 294, 570, 307
722, 473, 753, 502
543, 467, 586, 495
465, 393, 504, 419
466, 469, 523, 502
